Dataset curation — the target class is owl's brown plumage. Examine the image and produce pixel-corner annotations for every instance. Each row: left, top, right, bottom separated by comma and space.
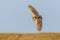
28, 5, 39, 17
28, 5, 42, 31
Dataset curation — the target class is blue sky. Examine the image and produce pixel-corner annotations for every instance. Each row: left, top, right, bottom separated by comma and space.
0, 0, 60, 33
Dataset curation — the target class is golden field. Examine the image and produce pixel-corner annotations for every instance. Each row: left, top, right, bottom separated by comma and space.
0, 33, 60, 40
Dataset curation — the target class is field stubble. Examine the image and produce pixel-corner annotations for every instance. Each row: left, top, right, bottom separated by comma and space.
0, 33, 60, 40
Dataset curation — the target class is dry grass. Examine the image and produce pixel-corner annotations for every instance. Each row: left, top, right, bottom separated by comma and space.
0, 33, 60, 40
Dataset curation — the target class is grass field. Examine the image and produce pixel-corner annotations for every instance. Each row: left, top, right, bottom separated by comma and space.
0, 33, 60, 40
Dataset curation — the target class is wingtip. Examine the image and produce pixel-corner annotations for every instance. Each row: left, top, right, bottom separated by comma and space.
28, 5, 32, 8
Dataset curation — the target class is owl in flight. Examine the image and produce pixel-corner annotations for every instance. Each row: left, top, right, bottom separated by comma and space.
28, 5, 42, 31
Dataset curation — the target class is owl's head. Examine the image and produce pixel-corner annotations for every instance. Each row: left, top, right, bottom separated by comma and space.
32, 16, 37, 21
32, 16, 42, 21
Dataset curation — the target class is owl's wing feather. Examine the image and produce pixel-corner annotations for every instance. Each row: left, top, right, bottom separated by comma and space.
28, 5, 39, 17
36, 18, 42, 31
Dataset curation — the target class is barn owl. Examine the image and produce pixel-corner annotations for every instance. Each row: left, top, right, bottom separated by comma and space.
28, 5, 42, 31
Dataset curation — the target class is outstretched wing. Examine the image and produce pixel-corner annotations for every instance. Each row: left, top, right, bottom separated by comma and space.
28, 5, 39, 17
36, 17, 42, 31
